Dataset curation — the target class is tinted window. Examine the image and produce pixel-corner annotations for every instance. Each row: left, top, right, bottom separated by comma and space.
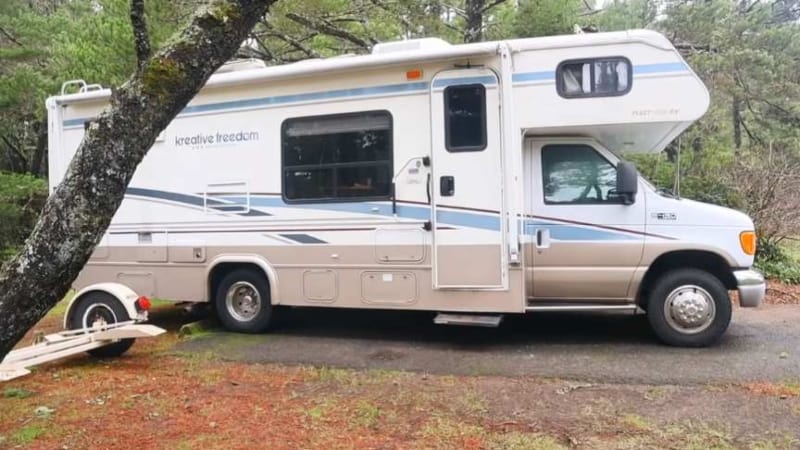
557, 57, 631, 98
445, 84, 487, 152
282, 111, 392, 202
542, 144, 617, 204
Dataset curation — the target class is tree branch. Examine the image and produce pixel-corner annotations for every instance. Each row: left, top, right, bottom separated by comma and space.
0, 26, 23, 46
480, 0, 506, 14
130, 0, 151, 70
285, 12, 375, 50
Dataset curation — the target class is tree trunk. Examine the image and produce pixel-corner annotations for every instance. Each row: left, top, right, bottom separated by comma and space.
0, 0, 277, 360
463, 0, 485, 43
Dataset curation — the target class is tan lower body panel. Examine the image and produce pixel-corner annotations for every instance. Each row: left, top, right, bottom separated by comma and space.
77, 244, 525, 314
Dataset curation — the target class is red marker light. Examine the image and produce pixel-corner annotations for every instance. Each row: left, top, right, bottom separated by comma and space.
135, 296, 152, 311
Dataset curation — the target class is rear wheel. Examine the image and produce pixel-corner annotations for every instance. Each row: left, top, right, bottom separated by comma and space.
214, 268, 274, 333
646, 268, 732, 347
68, 292, 135, 357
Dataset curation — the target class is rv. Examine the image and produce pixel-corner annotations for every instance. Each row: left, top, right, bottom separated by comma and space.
47, 30, 765, 349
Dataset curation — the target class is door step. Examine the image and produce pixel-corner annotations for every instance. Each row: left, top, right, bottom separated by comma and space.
434, 313, 503, 328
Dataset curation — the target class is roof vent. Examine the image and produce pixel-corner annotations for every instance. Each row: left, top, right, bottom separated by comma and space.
215, 58, 267, 74
371, 38, 452, 55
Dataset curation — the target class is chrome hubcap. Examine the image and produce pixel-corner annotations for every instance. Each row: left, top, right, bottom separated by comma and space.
664, 285, 716, 334
82, 303, 117, 329
225, 281, 261, 322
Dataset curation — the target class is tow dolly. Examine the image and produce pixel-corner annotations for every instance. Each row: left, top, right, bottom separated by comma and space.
0, 301, 166, 382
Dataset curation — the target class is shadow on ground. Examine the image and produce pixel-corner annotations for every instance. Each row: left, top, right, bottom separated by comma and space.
165, 304, 800, 384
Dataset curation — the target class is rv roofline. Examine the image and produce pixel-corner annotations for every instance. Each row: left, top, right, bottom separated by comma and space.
49, 29, 673, 105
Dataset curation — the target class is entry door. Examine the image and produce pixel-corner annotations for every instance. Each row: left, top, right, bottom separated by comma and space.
527, 140, 645, 300
430, 68, 506, 289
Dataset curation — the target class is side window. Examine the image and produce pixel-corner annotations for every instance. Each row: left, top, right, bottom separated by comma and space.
445, 84, 487, 152
557, 57, 631, 98
541, 144, 618, 205
282, 111, 393, 202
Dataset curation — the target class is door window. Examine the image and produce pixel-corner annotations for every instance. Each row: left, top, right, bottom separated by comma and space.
541, 144, 617, 204
444, 84, 487, 152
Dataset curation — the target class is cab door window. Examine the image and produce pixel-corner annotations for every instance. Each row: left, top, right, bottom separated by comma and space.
541, 144, 617, 204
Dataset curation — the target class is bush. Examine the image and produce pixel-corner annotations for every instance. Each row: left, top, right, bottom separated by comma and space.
755, 238, 800, 284
0, 172, 48, 262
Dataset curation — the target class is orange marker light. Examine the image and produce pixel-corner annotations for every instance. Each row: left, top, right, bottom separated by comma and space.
406, 69, 423, 80
740, 231, 757, 256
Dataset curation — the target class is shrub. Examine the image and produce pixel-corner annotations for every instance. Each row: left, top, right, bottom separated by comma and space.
0, 172, 48, 262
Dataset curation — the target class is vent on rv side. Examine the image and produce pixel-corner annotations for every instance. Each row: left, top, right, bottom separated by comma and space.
371, 38, 451, 55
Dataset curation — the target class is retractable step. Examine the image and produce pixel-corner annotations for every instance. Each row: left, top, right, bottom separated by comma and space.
434, 313, 503, 328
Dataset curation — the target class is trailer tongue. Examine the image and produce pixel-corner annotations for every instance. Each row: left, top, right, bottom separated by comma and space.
0, 321, 165, 382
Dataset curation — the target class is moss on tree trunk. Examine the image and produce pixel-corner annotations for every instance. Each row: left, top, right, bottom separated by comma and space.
0, 0, 277, 359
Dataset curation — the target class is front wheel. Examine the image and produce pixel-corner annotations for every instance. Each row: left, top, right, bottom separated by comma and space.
68, 292, 135, 358
214, 269, 274, 333
646, 268, 732, 347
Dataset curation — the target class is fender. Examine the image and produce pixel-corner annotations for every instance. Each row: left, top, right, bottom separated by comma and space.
205, 254, 281, 305
63, 283, 144, 329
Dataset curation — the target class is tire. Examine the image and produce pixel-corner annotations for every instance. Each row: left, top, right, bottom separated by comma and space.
214, 268, 273, 333
646, 268, 732, 347
68, 292, 135, 358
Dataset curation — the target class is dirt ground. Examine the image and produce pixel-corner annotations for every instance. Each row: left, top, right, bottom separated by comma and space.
1, 292, 799, 449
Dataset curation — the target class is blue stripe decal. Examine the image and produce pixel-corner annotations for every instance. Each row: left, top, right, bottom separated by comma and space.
432, 75, 498, 88
61, 63, 691, 128
181, 81, 429, 116
125, 189, 648, 241
63, 118, 85, 127
523, 220, 638, 241
512, 71, 555, 83
633, 62, 688, 74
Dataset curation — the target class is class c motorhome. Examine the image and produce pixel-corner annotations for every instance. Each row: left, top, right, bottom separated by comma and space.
47, 30, 765, 349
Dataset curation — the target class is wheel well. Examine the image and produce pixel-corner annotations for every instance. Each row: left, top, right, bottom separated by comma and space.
208, 262, 271, 303
637, 250, 737, 306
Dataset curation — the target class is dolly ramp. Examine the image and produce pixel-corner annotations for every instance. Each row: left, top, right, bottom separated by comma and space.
0, 322, 165, 382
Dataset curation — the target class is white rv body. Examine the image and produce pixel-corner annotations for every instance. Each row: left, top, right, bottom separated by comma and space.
47, 30, 764, 345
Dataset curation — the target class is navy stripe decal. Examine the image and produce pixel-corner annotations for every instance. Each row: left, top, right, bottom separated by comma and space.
280, 233, 327, 244
126, 187, 270, 217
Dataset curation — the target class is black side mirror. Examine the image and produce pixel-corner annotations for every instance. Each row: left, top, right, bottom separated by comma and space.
615, 161, 638, 205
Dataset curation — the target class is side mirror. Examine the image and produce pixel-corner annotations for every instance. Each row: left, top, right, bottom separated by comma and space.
615, 161, 638, 205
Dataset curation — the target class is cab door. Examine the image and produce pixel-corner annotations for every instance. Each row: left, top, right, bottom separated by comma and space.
527, 140, 645, 300
430, 68, 506, 289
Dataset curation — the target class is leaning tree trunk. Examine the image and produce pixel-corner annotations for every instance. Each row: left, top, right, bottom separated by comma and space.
0, 0, 277, 359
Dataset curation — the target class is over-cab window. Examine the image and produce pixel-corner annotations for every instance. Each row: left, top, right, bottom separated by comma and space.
556, 57, 631, 98
445, 84, 487, 152
542, 144, 617, 205
282, 111, 393, 202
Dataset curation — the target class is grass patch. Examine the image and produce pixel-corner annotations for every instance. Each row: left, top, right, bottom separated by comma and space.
313, 366, 355, 384
3, 387, 34, 399
743, 379, 800, 398
353, 400, 381, 428
10, 425, 44, 445
490, 432, 567, 450
619, 413, 653, 432
749, 435, 800, 450
420, 415, 486, 445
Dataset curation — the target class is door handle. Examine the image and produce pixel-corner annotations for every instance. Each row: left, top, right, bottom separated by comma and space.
535, 228, 551, 249
440, 176, 454, 197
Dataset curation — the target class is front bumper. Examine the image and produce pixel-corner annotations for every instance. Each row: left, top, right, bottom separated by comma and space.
734, 269, 766, 307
